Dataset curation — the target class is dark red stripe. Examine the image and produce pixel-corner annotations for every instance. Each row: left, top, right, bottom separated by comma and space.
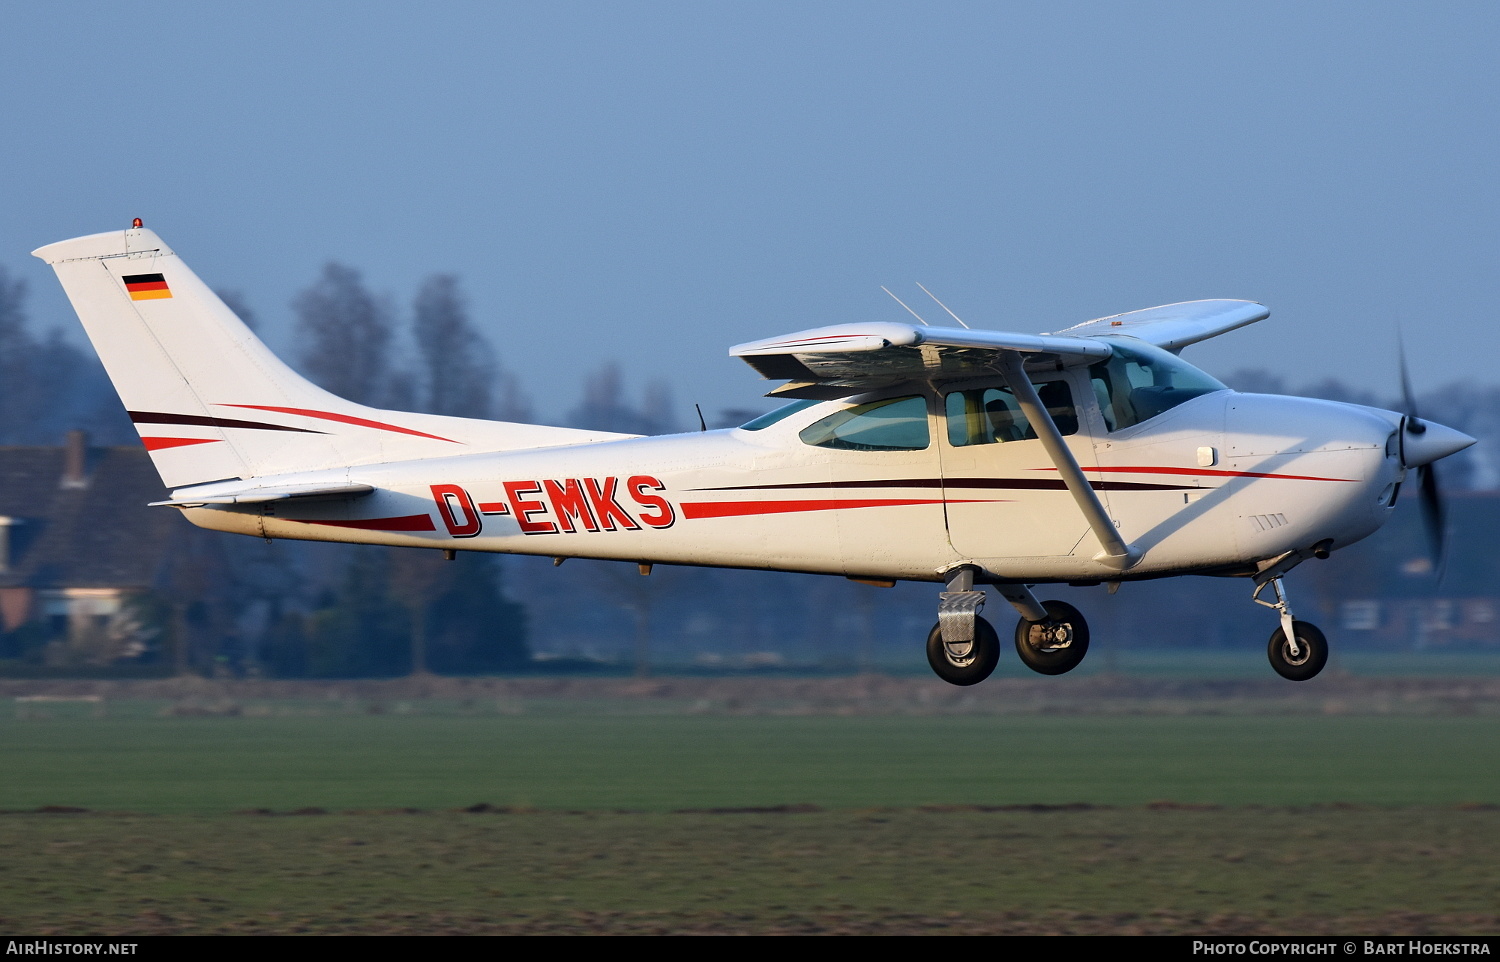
1039, 466, 1357, 483
124, 280, 170, 292
129, 410, 326, 434
756, 334, 885, 348
692, 477, 1194, 493
221, 405, 458, 443
680, 498, 994, 519
141, 437, 222, 451
300, 515, 437, 532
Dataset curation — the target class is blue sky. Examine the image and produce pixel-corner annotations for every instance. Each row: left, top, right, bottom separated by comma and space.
3, 2, 1496, 422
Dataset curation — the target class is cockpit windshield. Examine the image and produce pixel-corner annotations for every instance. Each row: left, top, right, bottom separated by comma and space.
1089, 337, 1227, 431
739, 399, 820, 431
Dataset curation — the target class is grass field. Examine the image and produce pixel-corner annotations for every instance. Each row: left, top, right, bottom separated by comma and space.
1, 711, 1498, 813
2, 689, 1497, 934
2, 808, 1496, 935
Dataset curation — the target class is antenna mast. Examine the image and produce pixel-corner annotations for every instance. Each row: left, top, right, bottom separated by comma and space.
881, 286, 930, 326
916, 282, 970, 329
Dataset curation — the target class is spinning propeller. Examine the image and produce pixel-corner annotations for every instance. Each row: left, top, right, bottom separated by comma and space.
1395, 338, 1473, 574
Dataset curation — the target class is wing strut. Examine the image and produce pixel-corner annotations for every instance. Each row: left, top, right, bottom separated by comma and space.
995, 354, 1141, 571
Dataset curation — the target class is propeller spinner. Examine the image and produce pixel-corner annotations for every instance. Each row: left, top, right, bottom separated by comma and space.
1396, 342, 1476, 572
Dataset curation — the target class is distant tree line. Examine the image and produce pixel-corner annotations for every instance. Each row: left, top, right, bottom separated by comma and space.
1, 259, 1496, 677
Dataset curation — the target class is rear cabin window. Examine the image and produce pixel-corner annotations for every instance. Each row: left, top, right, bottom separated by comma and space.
1090, 338, 1227, 432
799, 395, 930, 451
944, 380, 1078, 447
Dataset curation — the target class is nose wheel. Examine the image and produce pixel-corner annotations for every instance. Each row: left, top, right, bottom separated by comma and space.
1014, 600, 1090, 675
1267, 621, 1328, 681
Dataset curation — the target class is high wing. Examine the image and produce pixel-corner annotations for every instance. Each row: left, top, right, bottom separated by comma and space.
730, 299, 1266, 398
1045, 299, 1268, 353
731, 323, 1112, 399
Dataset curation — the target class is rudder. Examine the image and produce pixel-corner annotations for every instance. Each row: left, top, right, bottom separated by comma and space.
34, 226, 626, 490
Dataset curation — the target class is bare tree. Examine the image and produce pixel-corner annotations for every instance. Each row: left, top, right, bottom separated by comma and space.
215, 289, 257, 330
293, 263, 394, 407
0, 266, 34, 434
641, 379, 680, 435
413, 275, 495, 418
594, 560, 678, 677
569, 364, 681, 436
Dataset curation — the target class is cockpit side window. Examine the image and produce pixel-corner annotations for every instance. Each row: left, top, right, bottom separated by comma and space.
1090, 338, 1227, 432
943, 380, 1077, 447
799, 395, 930, 451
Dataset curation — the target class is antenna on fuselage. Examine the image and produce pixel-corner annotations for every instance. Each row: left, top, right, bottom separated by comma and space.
915, 282, 971, 329
881, 286, 930, 326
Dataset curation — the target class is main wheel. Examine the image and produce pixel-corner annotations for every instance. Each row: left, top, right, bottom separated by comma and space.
1267, 621, 1328, 681
1014, 600, 1090, 676
926, 616, 1000, 686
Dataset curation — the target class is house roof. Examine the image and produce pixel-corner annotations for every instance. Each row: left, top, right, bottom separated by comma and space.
0, 444, 180, 590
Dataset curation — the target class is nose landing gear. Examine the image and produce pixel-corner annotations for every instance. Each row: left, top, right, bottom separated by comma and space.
1267, 620, 1328, 681
1252, 553, 1329, 681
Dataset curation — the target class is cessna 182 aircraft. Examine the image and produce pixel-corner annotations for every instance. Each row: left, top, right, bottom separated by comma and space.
34, 223, 1476, 684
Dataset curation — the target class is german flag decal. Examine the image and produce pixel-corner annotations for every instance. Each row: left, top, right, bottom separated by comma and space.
123, 273, 172, 301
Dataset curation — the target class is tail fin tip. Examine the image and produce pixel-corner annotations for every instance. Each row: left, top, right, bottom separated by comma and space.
33, 227, 173, 265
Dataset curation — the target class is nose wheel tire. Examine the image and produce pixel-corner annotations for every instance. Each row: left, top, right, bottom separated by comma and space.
1014, 600, 1090, 676
1267, 621, 1328, 681
926, 616, 1000, 686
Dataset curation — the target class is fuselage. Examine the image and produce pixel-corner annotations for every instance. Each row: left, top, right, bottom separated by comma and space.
34, 224, 1480, 684
181, 382, 1407, 585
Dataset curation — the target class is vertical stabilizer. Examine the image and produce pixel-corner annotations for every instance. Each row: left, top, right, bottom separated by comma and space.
33, 227, 628, 489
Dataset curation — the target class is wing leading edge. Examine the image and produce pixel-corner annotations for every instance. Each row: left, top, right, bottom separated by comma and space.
730, 299, 1267, 398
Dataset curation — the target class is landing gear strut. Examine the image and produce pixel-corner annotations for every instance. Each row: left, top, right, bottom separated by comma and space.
925, 617, 1000, 686
926, 567, 999, 686
1252, 565, 1328, 681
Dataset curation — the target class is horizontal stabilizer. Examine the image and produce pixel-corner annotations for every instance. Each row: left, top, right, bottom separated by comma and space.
151, 479, 375, 508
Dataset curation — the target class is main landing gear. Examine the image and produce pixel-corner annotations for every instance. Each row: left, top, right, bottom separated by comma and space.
926, 569, 1092, 685
1013, 600, 1090, 676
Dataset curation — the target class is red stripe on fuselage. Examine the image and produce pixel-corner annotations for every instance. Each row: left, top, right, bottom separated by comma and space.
141, 436, 222, 451
220, 405, 459, 443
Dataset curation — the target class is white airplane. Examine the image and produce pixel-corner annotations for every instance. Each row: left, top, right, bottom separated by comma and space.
33, 223, 1476, 684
